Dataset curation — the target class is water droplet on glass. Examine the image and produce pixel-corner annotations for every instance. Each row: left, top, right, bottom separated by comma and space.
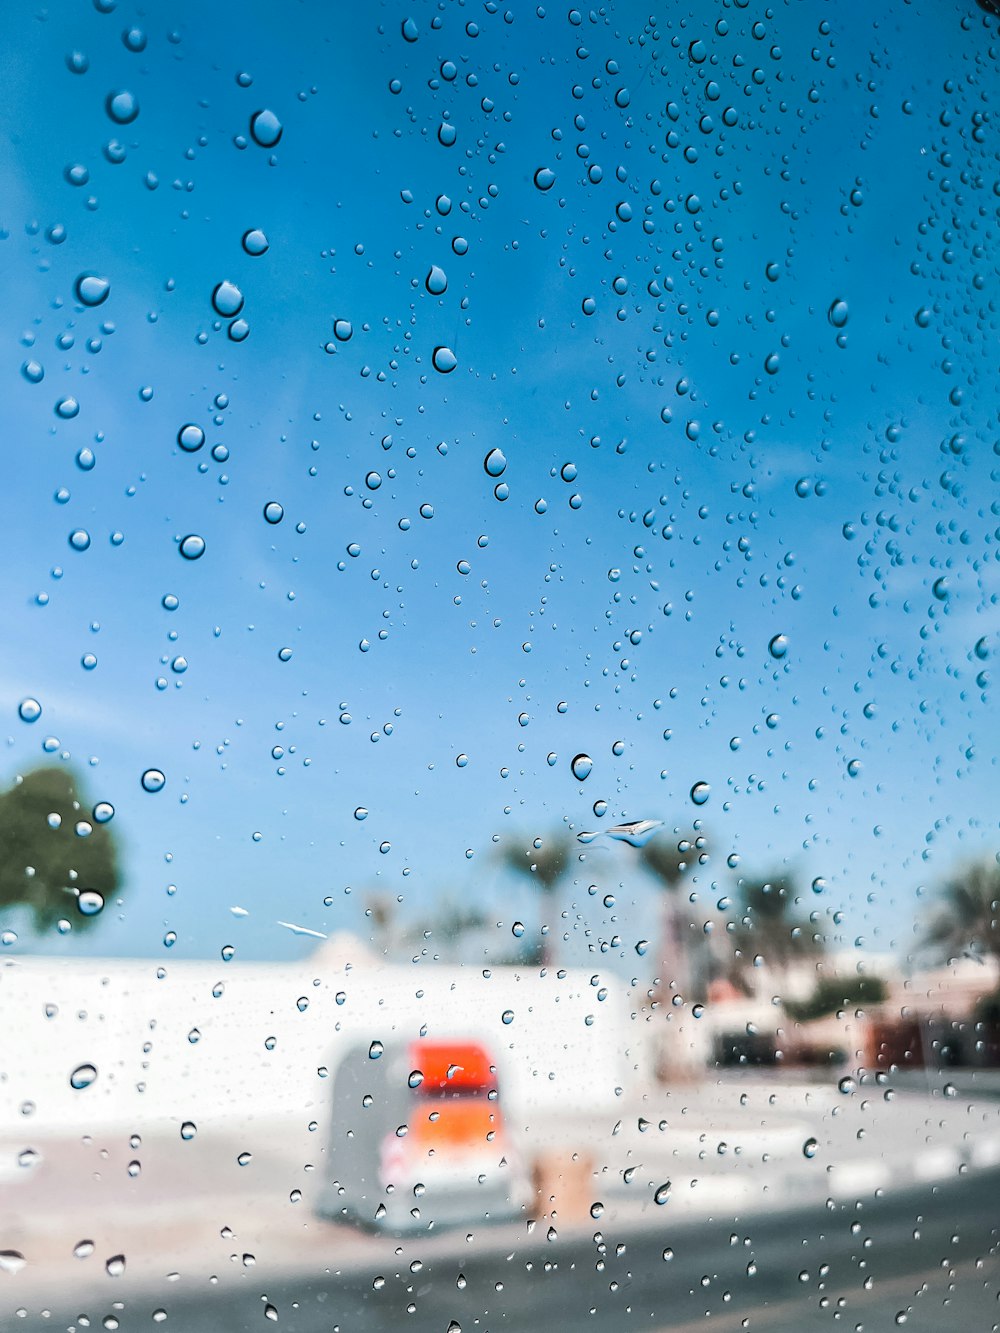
690, 781, 710, 806
180, 1121, 197, 1141
70, 1063, 97, 1090
432, 345, 457, 374
105, 1254, 126, 1277
501, 1009, 514, 1025
534, 167, 556, 191
512, 921, 525, 938
22, 360, 44, 383
828, 298, 849, 328
75, 274, 110, 307
56, 397, 80, 419
369, 1040, 384, 1060
408, 1069, 423, 1089
69, 529, 91, 551
333, 318, 353, 342
425, 265, 448, 295
250, 109, 282, 147
141, 768, 166, 793
768, 634, 789, 660
242, 228, 269, 256
66, 51, 89, 74
212, 281, 244, 318
93, 801, 114, 823
635, 939, 649, 956
105, 90, 139, 124
802, 1137, 818, 1159
571, 753, 593, 781
177, 424, 205, 452
838, 1075, 856, 1095
653, 1181, 670, 1205
484, 448, 507, 478
401, 16, 419, 40
18, 698, 41, 724
0, 1251, 25, 1276
78, 890, 104, 916
179, 534, 206, 560
263, 501, 284, 524
74, 1239, 95, 1259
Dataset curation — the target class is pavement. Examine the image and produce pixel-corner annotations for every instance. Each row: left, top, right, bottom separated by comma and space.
4, 1067, 1000, 1316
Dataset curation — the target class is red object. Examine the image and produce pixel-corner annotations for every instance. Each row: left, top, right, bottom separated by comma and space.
408, 1041, 497, 1095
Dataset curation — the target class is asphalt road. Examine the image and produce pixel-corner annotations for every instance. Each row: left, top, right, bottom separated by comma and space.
13, 1169, 999, 1332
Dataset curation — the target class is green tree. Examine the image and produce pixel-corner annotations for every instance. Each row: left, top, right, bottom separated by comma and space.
497, 831, 573, 964
728, 874, 822, 982
924, 859, 1000, 968
0, 765, 121, 932
639, 829, 708, 1001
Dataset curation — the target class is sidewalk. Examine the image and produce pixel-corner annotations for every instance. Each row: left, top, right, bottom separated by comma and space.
4, 1072, 1000, 1311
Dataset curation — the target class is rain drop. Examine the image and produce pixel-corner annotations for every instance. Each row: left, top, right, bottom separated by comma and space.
18, 698, 42, 724
484, 448, 507, 478
263, 501, 284, 524
425, 266, 448, 295
70, 1063, 98, 1090
250, 109, 283, 147
802, 1137, 818, 1159
690, 781, 710, 806
179, 534, 206, 560
768, 634, 789, 660
212, 281, 244, 318
242, 229, 269, 256
177, 424, 205, 452
141, 768, 166, 793
534, 167, 556, 191
571, 753, 593, 781
75, 274, 110, 307
105, 90, 139, 124
432, 345, 457, 374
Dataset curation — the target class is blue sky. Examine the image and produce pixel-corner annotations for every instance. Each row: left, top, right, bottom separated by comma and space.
0, 0, 997, 972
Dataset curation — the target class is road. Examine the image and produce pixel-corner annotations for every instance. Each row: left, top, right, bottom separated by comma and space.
11, 1169, 998, 1332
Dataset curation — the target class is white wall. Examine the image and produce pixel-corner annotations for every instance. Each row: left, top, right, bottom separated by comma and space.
0, 956, 647, 1139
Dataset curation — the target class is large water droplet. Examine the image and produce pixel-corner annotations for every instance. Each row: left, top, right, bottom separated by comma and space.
56, 397, 80, 419
263, 501, 284, 525
827, 298, 849, 328
69, 529, 91, 551
401, 16, 419, 40
333, 319, 353, 342
73, 1239, 95, 1259
768, 634, 789, 660
141, 768, 166, 793
70, 1063, 98, 1090
105, 90, 139, 124
177, 424, 205, 452
179, 534, 206, 560
425, 265, 448, 295
18, 698, 42, 724
571, 753, 593, 781
484, 448, 507, 478
212, 281, 244, 318
78, 890, 105, 916
180, 1120, 197, 1141
22, 360, 44, 384
75, 274, 110, 307
690, 781, 710, 806
369, 1040, 384, 1060
105, 1254, 126, 1277
242, 228, 269, 256
534, 167, 556, 191
653, 1181, 671, 1205
250, 109, 282, 147
802, 1137, 818, 1159
432, 345, 457, 373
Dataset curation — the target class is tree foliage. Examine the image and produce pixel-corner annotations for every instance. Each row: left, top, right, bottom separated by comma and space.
729, 874, 823, 972
498, 832, 572, 894
785, 975, 887, 1023
638, 830, 701, 892
0, 766, 120, 932
924, 859, 1000, 966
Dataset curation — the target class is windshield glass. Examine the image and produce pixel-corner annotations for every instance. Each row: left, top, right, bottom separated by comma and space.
3, 1, 1000, 1330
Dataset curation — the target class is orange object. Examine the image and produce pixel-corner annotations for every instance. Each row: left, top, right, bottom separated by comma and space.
409, 1098, 499, 1148
408, 1040, 497, 1094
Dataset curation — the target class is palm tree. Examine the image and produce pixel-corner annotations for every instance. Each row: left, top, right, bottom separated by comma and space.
497, 831, 573, 964
728, 874, 822, 990
924, 859, 1000, 968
